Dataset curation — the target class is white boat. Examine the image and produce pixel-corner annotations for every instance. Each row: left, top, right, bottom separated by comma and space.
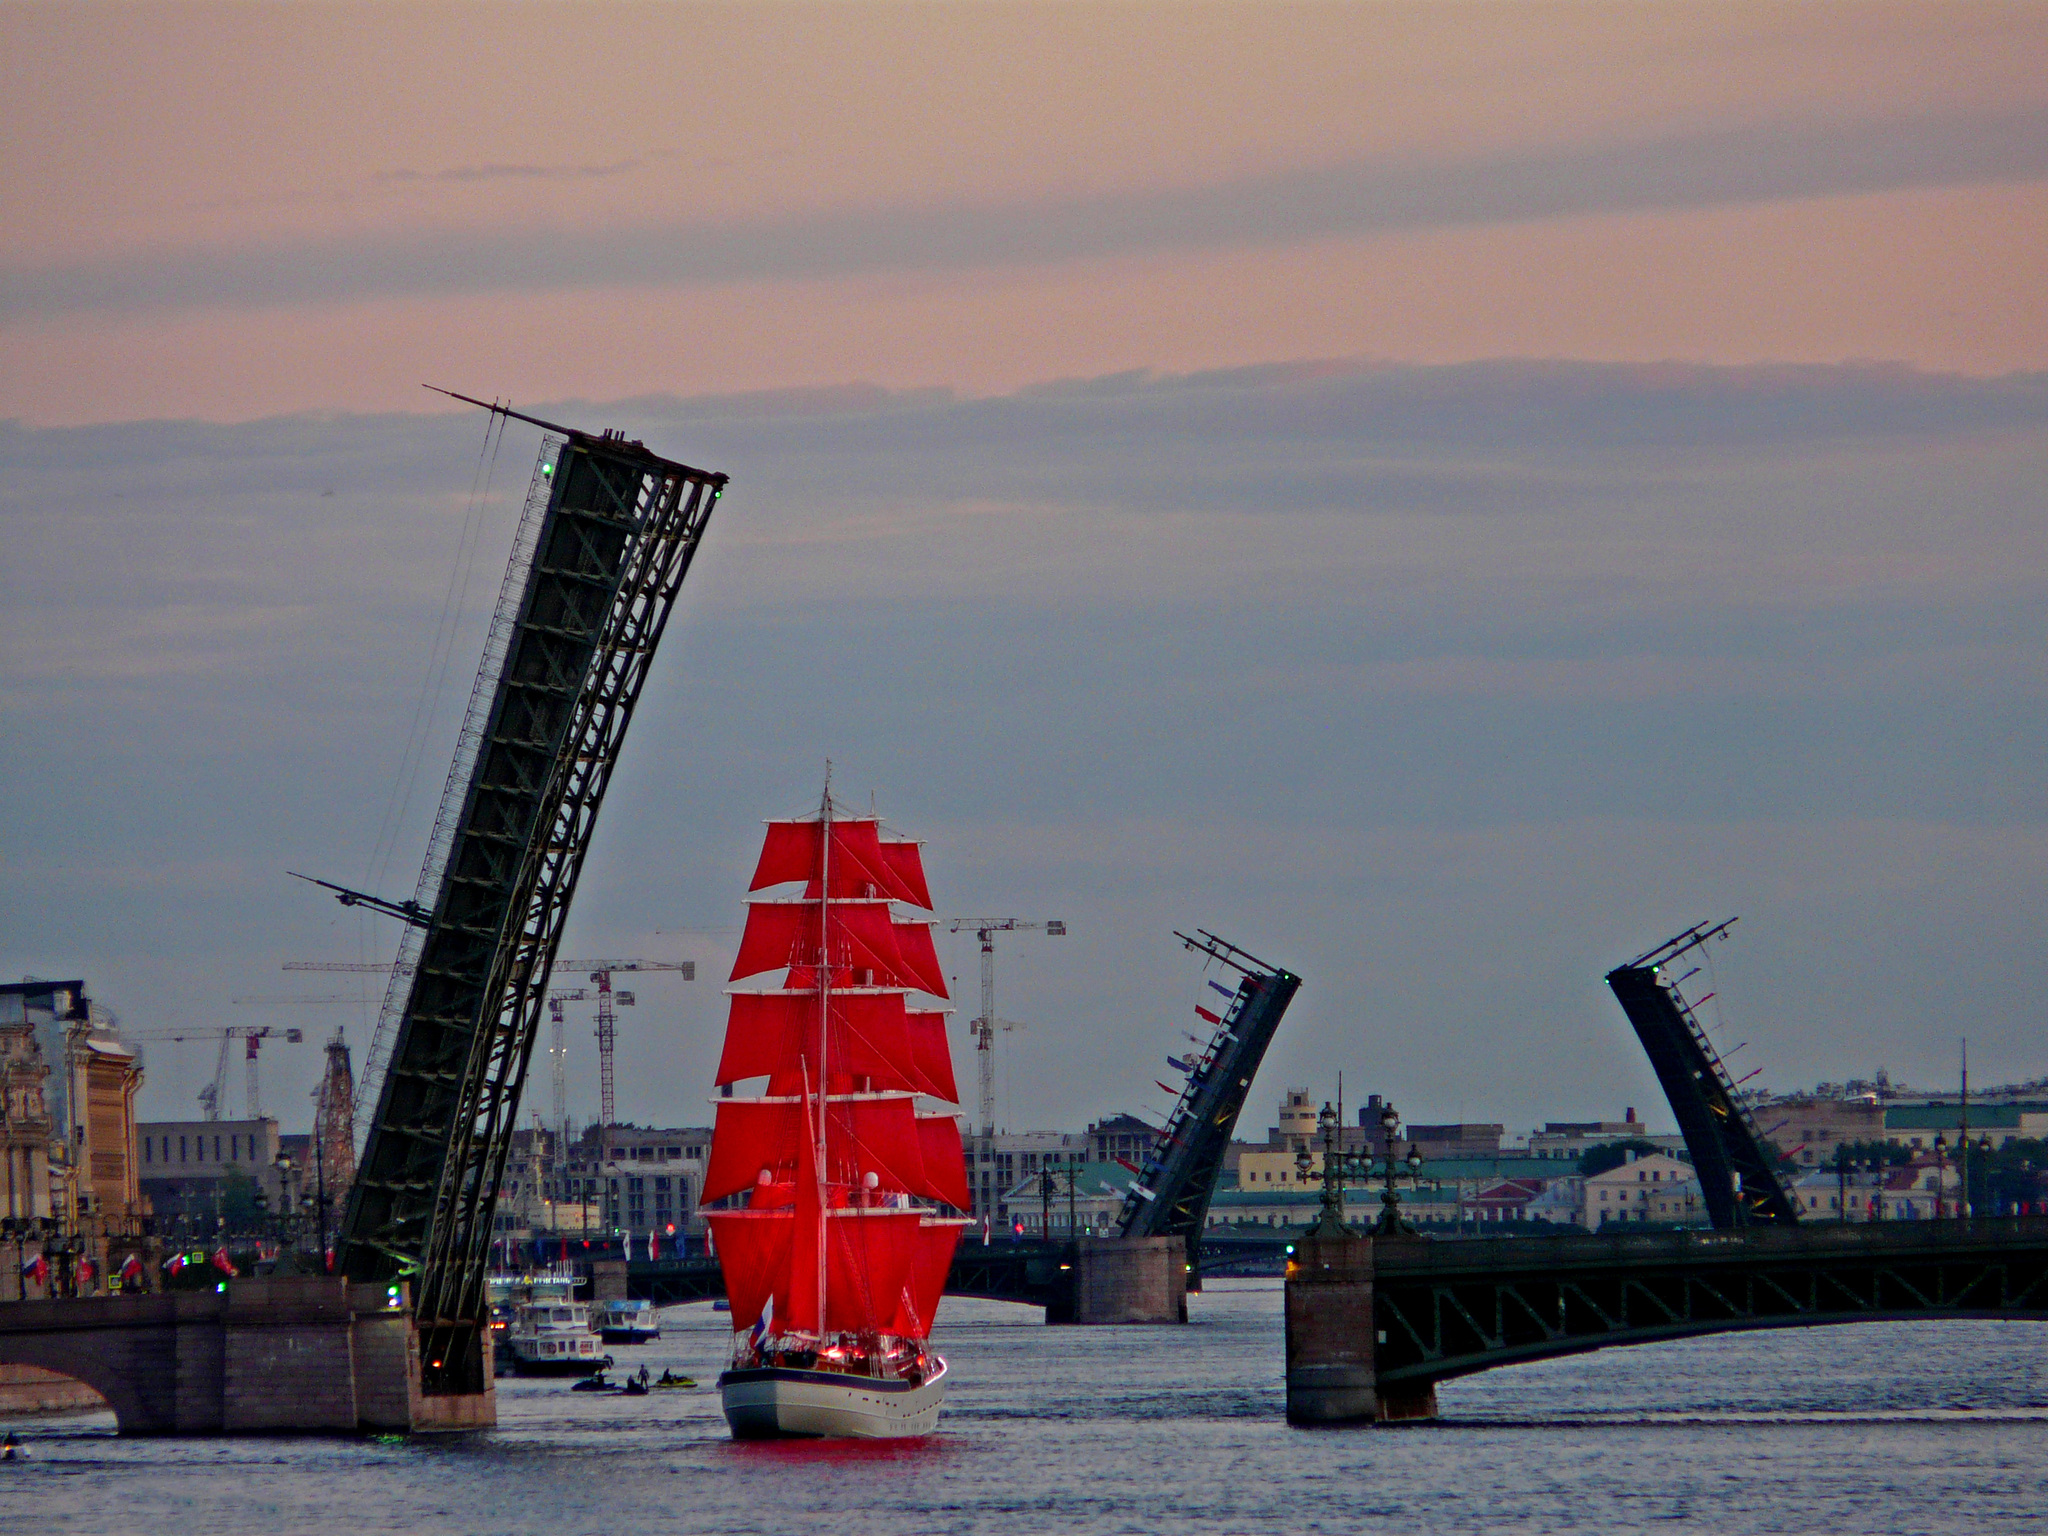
705, 788, 971, 1439
592, 1298, 661, 1344
503, 1296, 610, 1377
722, 1352, 948, 1439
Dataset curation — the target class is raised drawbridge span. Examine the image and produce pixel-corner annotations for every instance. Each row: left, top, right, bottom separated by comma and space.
1605, 919, 1799, 1229
335, 401, 725, 1401
1116, 931, 1300, 1275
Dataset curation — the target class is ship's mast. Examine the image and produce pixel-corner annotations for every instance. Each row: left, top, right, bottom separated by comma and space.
815, 770, 832, 1336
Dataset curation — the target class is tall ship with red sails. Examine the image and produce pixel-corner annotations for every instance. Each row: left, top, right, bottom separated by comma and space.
704, 786, 970, 1438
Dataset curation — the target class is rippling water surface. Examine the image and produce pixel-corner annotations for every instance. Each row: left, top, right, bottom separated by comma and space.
8, 1280, 2045, 1534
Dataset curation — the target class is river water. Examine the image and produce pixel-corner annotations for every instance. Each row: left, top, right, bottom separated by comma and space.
6, 1280, 2044, 1534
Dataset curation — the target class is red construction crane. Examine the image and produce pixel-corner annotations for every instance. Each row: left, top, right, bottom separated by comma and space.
285, 955, 693, 1134
124, 1025, 305, 1119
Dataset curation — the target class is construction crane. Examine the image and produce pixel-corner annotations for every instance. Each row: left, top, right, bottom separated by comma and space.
284, 955, 693, 1139
281, 961, 418, 975
309, 1028, 357, 1251
569, 961, 694, 1176
944, 919, 1067, 1137
124, 1025, 305, 1119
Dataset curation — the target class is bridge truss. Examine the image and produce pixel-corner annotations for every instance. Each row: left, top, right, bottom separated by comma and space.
1606, 920, 1799, 1229
1371, 1220, 2048, 1395
1118, 931, 1301, 1269
336, 406, 725, 1396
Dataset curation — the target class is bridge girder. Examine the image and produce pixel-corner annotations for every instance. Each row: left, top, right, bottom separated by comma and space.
1370, 1220, 2048, 1390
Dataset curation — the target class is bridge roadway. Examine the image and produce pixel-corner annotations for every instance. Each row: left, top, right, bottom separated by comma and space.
620, 1231, 1293, 1308
1287, 1216, 2048, 1423
8, 1223, 2041, 1432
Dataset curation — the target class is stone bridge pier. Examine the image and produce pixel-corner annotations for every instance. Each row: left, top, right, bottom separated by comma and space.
0, 1276, 494, 1435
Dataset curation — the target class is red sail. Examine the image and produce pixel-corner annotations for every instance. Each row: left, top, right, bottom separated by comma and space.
880, 840, 932, 910
890, 920, 949, 997
710, 797, 964, 1346
705, 1210, 792, 1333
718, 990, 915, 1091
904, 1010, 959, 1101
750, 819, 931, 906
819, 1211, 928, 1335
715, 1209, 928, 1336
705, 1096, 933, 1205
888, 1221, 963, 1338
914, 1114, 971, 1210
730, 901, 818, 981
749, 820, 822, 891
731, 899, 932, 989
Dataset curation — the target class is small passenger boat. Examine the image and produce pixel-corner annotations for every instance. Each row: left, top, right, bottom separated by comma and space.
592, 1297, 661, 1344
503, 1296, 610, 1377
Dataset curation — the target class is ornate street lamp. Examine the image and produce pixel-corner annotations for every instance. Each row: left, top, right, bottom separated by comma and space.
1294, 1098, 1428, 1238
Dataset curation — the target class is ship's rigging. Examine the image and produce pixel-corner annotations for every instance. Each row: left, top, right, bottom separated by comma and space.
705, 786, 969, 1363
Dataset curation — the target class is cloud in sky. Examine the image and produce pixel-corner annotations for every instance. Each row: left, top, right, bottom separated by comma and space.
9, 110, 2046, 321
4, 360, 2043, 1133
373, 159, 644, 187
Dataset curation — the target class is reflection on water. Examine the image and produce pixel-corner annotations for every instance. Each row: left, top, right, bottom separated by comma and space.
7, 1279, 2045, 1535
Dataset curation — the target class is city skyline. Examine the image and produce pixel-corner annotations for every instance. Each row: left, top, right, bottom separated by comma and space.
6, 3, 2044, 1145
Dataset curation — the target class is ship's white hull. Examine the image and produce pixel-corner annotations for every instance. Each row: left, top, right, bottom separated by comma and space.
719, 1356, 947, 1439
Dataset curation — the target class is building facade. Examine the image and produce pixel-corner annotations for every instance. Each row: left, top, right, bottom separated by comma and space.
1787, 1161, 1958, 1222
550, 1124, 712, 1232
136, 1118, 284, 1224
998, 1161, 1136, 1236
968, 1128, 1089, 1223
1883, 1102, 2048, 1152
0, 1013, 52, 1222
1584, 1152, 1704, 1227
1754, 1095, 1887, 1168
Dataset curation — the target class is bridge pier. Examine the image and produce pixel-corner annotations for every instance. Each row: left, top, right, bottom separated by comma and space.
1046, 1236, 1188, 1325
1284, 1231, 1436, 1424
0, 1276, 494, 1435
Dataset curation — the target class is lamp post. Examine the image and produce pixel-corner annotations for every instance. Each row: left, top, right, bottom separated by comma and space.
1294, 1099, 1426, 1239
273, 1150, 295, 1254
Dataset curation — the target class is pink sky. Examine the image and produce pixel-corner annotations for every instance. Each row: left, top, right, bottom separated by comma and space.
6, 2, 2046, 422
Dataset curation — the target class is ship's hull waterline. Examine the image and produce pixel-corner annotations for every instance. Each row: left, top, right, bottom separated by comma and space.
719, 1357, 947, 1439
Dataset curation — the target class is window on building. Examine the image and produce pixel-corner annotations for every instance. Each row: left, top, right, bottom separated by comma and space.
143, 1139, 152, 1164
